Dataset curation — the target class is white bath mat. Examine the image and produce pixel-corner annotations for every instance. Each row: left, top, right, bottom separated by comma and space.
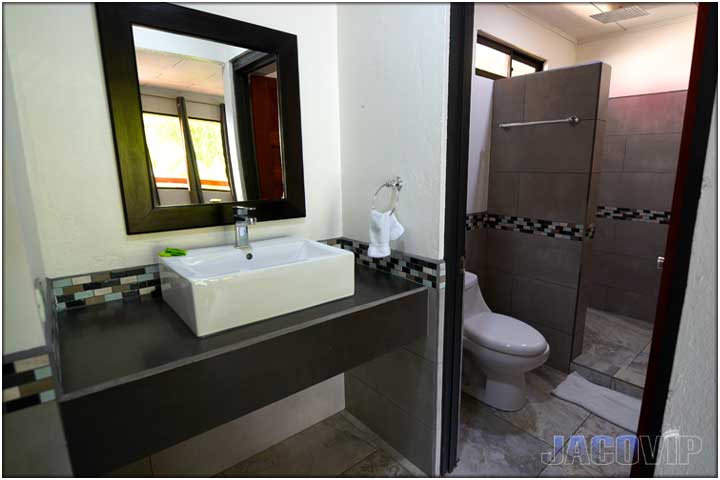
552, 372, 641, 433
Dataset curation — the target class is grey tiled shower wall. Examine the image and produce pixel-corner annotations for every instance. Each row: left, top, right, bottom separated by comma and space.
466, 63, 611, 372
583, 91, 685, 323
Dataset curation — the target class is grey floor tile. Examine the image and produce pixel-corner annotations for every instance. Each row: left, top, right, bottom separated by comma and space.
539, 460, 604, 477
537, 415, 635, 477
489, 366, 591, 447
450, 396, 552, 477
573, 308, 652, 376
222, 413, 375, 477
340, 450, 413, 478
615, 351, 649, 388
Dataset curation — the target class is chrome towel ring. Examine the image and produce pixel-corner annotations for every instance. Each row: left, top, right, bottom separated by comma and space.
371, 176, 403, 214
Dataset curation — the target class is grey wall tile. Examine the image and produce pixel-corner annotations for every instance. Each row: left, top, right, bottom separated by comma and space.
492, 76, 526, 124
612, 221, 669, 259
465, 228, 488, 273
524, 63, 602, 121
599, 135, 626, 172
151, 375, 345, 477
490, 121, 596, 173
347, 348, 436, 428
588, 252, 661, 296
607, 91, 687, 135
487, 172, 519, 215
2, 402, 72, 477
605, 287, 657, 323
487, 229, 583, 288
624, 133, 681, 173
345, 374, 434, 474
592, 217, 616, 253
585, 173, 601, 225
485, 229, 519, 274
590, 120, 607, 176
515, 231, 583, 288
517, 173, 589, 223
619, 172, 676, 211
405, 288, 441, 362
595, 172, 623, 207
596, 172, 676, 211
482, 268, 514, 314
510, 276, 577, 334
596, 63, 612, 122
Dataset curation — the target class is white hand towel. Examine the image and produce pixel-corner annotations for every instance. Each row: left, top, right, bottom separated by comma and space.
368, 209, 404, 258
389, 213, 404, 240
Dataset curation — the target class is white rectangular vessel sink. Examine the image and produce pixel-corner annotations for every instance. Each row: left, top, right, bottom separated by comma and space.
159, 237, 355, 337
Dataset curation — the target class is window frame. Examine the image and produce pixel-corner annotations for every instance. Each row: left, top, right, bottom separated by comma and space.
475, 32, 544, 80
141, 111, 190, 191
141, 105, 236, 198
186, 115, 234, 193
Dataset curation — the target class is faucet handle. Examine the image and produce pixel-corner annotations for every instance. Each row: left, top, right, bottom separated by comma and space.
233, 205, 256, 218
233, 206, 255, 222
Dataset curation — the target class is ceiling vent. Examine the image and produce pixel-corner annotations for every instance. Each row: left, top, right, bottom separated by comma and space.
590, 5, 650, 23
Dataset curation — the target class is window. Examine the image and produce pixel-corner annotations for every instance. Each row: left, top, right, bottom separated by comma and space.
141, 97, 234, 204
475, 32, 544, 80
188, 118, 231, 192
143, 113, 190, 189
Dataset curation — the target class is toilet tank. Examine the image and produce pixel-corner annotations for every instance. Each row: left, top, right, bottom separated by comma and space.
463, 271, 491, 316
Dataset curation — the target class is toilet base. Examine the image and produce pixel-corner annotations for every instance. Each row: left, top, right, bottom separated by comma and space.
461, 341, 549, 412
462, 361, 528, 412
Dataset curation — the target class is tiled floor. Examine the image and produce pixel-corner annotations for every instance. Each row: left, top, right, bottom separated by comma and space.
220, 411, 419, 477
452, 365, 634, 477
572, 308, 653, 398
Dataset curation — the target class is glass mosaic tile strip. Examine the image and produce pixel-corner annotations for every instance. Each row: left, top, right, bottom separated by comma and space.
323, 237, 445, 289
2, 352, 55, 414
52, 264, 161, 312
596, 206, 671, 224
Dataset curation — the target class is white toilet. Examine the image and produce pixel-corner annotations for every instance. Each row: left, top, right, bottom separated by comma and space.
462, 271, 550, 411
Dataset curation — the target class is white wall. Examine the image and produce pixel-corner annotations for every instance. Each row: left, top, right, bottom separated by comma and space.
3, 3, 342, 279
576, 17, 696, 98
3, 47, 47, 354
655, 96, 717, 477
337, 4, 450, 260
467, 4, 577, 213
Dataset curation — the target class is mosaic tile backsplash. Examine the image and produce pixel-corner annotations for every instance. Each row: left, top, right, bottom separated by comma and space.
465, 205, 670, 240
52, 264, 161, 311
325, 237, 445, 289
3, 351, 55, 414
465, 211, 585, 241
596, 206, 672, 224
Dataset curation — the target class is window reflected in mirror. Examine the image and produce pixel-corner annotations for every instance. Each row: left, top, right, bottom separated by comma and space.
132, 25, 286, 206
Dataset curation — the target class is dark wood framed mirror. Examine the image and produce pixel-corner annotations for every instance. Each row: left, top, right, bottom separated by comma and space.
96, 3, 305, 234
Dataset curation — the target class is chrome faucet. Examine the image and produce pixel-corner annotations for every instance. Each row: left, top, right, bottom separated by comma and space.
233, 206, 256, 251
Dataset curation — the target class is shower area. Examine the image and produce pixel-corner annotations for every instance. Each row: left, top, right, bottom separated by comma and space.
464, 62, 684, 397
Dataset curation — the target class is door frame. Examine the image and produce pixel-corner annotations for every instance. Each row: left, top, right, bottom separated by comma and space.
632, 3, 717, 476
440, 2, 717, 476
440, 3, 474, 474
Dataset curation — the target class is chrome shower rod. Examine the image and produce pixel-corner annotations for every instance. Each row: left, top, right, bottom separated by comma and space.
498, 115, 580, 129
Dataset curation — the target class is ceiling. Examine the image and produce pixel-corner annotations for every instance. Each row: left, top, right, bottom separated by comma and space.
510, 3, 698, 43
135, 48, 225, 97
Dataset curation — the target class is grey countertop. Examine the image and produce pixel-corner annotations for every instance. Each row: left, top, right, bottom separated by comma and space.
55, 265, 426, 401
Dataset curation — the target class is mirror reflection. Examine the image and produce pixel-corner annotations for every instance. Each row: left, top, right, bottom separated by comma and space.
132, 25, 285, 206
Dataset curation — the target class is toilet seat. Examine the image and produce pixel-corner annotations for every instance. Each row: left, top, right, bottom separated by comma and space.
464, 312, 547, 357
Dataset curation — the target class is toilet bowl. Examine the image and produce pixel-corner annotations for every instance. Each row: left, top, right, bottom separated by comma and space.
462, 271, 549, 411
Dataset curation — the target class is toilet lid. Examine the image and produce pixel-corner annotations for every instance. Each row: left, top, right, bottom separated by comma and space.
464, 312, 547, 357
